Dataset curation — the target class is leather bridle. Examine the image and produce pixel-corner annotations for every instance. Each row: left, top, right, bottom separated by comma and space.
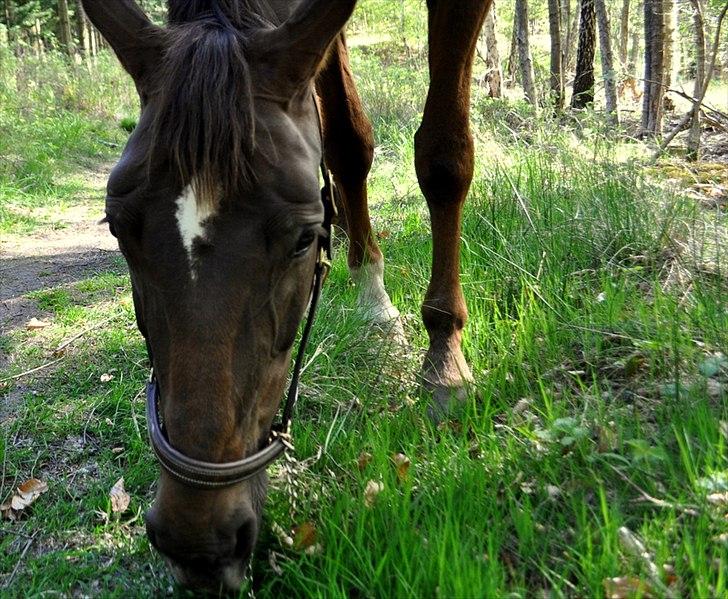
145, 105, 335, 489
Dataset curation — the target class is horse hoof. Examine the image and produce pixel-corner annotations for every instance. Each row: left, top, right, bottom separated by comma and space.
423, 381, 469, 423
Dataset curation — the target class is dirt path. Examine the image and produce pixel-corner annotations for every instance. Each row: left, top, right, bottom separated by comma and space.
0, 165, 121, 337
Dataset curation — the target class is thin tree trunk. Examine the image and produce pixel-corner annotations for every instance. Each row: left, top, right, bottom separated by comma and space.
687, 0, 706, 158
596, 0, 618, 122
572, 0, 596, 108
3, 0, 14, 44
76, 1, 88, 57
663, 0, 678, 91
58, 0, 73, 55
515, 0, 538, 105
482, 1, 503, 98
561, 0, 571, 70
629, 25, 640, 76
566, 0, 581, 71
506, 12, 519, 87
33, 18, 43, 56
619, 0, 630, 68
642, 0, 665, 136
548, 0, 565, 109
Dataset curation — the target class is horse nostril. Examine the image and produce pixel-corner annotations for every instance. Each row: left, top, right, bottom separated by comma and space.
233, 516, 258, 561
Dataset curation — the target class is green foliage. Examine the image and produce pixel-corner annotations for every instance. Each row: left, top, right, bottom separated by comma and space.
0, 47, 137, 233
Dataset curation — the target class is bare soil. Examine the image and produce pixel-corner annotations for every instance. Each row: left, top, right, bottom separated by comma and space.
0, 165, 121, 369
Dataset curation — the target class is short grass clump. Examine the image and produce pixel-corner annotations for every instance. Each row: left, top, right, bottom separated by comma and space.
1, 44, 727, 598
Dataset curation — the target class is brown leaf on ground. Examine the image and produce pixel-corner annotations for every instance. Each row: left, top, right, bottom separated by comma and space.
357, 452, 373, 471
603, 576, 653, 599
11, 478, 48, 511
109, 478, 130, 514
293, 521, 318, 550
364, 480, 384, 508
2, 478, 49, 520
0, 501, 17, 521
391, 453, 411, 482
26, 318, 51, 330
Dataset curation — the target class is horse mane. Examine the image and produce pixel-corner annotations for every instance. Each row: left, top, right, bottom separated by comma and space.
148, 0, 280, 208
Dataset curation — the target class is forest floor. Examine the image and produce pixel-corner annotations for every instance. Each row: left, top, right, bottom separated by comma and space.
1, 47, 727, 598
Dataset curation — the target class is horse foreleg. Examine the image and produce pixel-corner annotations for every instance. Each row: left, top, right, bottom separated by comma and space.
416, 0, 490, 417
317, 35, 401, 329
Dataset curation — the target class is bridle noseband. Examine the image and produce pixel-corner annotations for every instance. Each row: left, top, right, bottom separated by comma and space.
145, 164, 335, 490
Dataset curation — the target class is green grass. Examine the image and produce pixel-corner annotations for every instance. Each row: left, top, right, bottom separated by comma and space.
1, 45, 727, 598
0, 48, 138, 234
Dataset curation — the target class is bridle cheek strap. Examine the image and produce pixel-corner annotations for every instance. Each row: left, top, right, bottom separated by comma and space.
145, 168, 334, 490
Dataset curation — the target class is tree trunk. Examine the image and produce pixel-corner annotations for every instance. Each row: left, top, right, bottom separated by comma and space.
629, 25, 640, 75
548, 0, 565, 109
3, 0, 14, 44
506, 12, 519, 87
560, 0, 571, 70
641, 0, 665, 136
663, 0, 679, 91
618, 0, 630, 68
482, 1, 503, 98
76, 2, 88, 57
33, 18, 43, 56
58, 0, 73, 55
571, 0, 596, 108
565, 0, 581, 71
687, 0, 706, 159
515, 0, 538, 105
596, 0, 618, 122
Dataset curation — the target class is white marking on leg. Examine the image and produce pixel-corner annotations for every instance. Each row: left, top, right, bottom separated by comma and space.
175, 185, 215, 279
350, 260, 400, 324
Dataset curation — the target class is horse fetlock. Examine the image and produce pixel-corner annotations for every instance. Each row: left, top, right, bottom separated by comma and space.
350, 260, 400, 324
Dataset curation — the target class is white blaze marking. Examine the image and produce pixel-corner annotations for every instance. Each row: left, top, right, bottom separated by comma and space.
350, 260, 401, 324
175, 185, 215, 278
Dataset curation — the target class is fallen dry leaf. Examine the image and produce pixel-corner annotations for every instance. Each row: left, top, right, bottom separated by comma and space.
707, 492, 728, 506
0, 501, 17, 521
12, 478, 48, 511
357, 452, 373, 471
364, 480, 384, 508
2, 478, 48, 520
392, 453, 411, 482
603, 576, 653, 599
109, 478, 130, 514
26, 318, 51, 331
293, 521, 318, 550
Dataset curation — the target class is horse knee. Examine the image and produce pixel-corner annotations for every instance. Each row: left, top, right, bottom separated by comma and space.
414, 127, 474, 206
324, 119, 374, 185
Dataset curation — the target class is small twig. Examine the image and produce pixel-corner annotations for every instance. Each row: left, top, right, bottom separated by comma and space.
605, 461, 699, 516
2, 531, 38, 590
618, 527, 677, 599
0, 358, 63, 384
53, 316, 115, 356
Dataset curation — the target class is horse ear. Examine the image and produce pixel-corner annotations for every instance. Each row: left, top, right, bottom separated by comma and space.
81, 0, 164, 86
251, 0, 357, 97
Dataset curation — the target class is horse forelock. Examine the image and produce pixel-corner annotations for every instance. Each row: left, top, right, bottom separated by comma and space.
148, 1, 281, 210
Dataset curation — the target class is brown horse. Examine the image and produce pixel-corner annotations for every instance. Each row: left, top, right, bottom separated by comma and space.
81, 0, 489, 592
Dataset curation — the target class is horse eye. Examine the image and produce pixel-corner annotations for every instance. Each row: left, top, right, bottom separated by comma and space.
293, 230, 317, 258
